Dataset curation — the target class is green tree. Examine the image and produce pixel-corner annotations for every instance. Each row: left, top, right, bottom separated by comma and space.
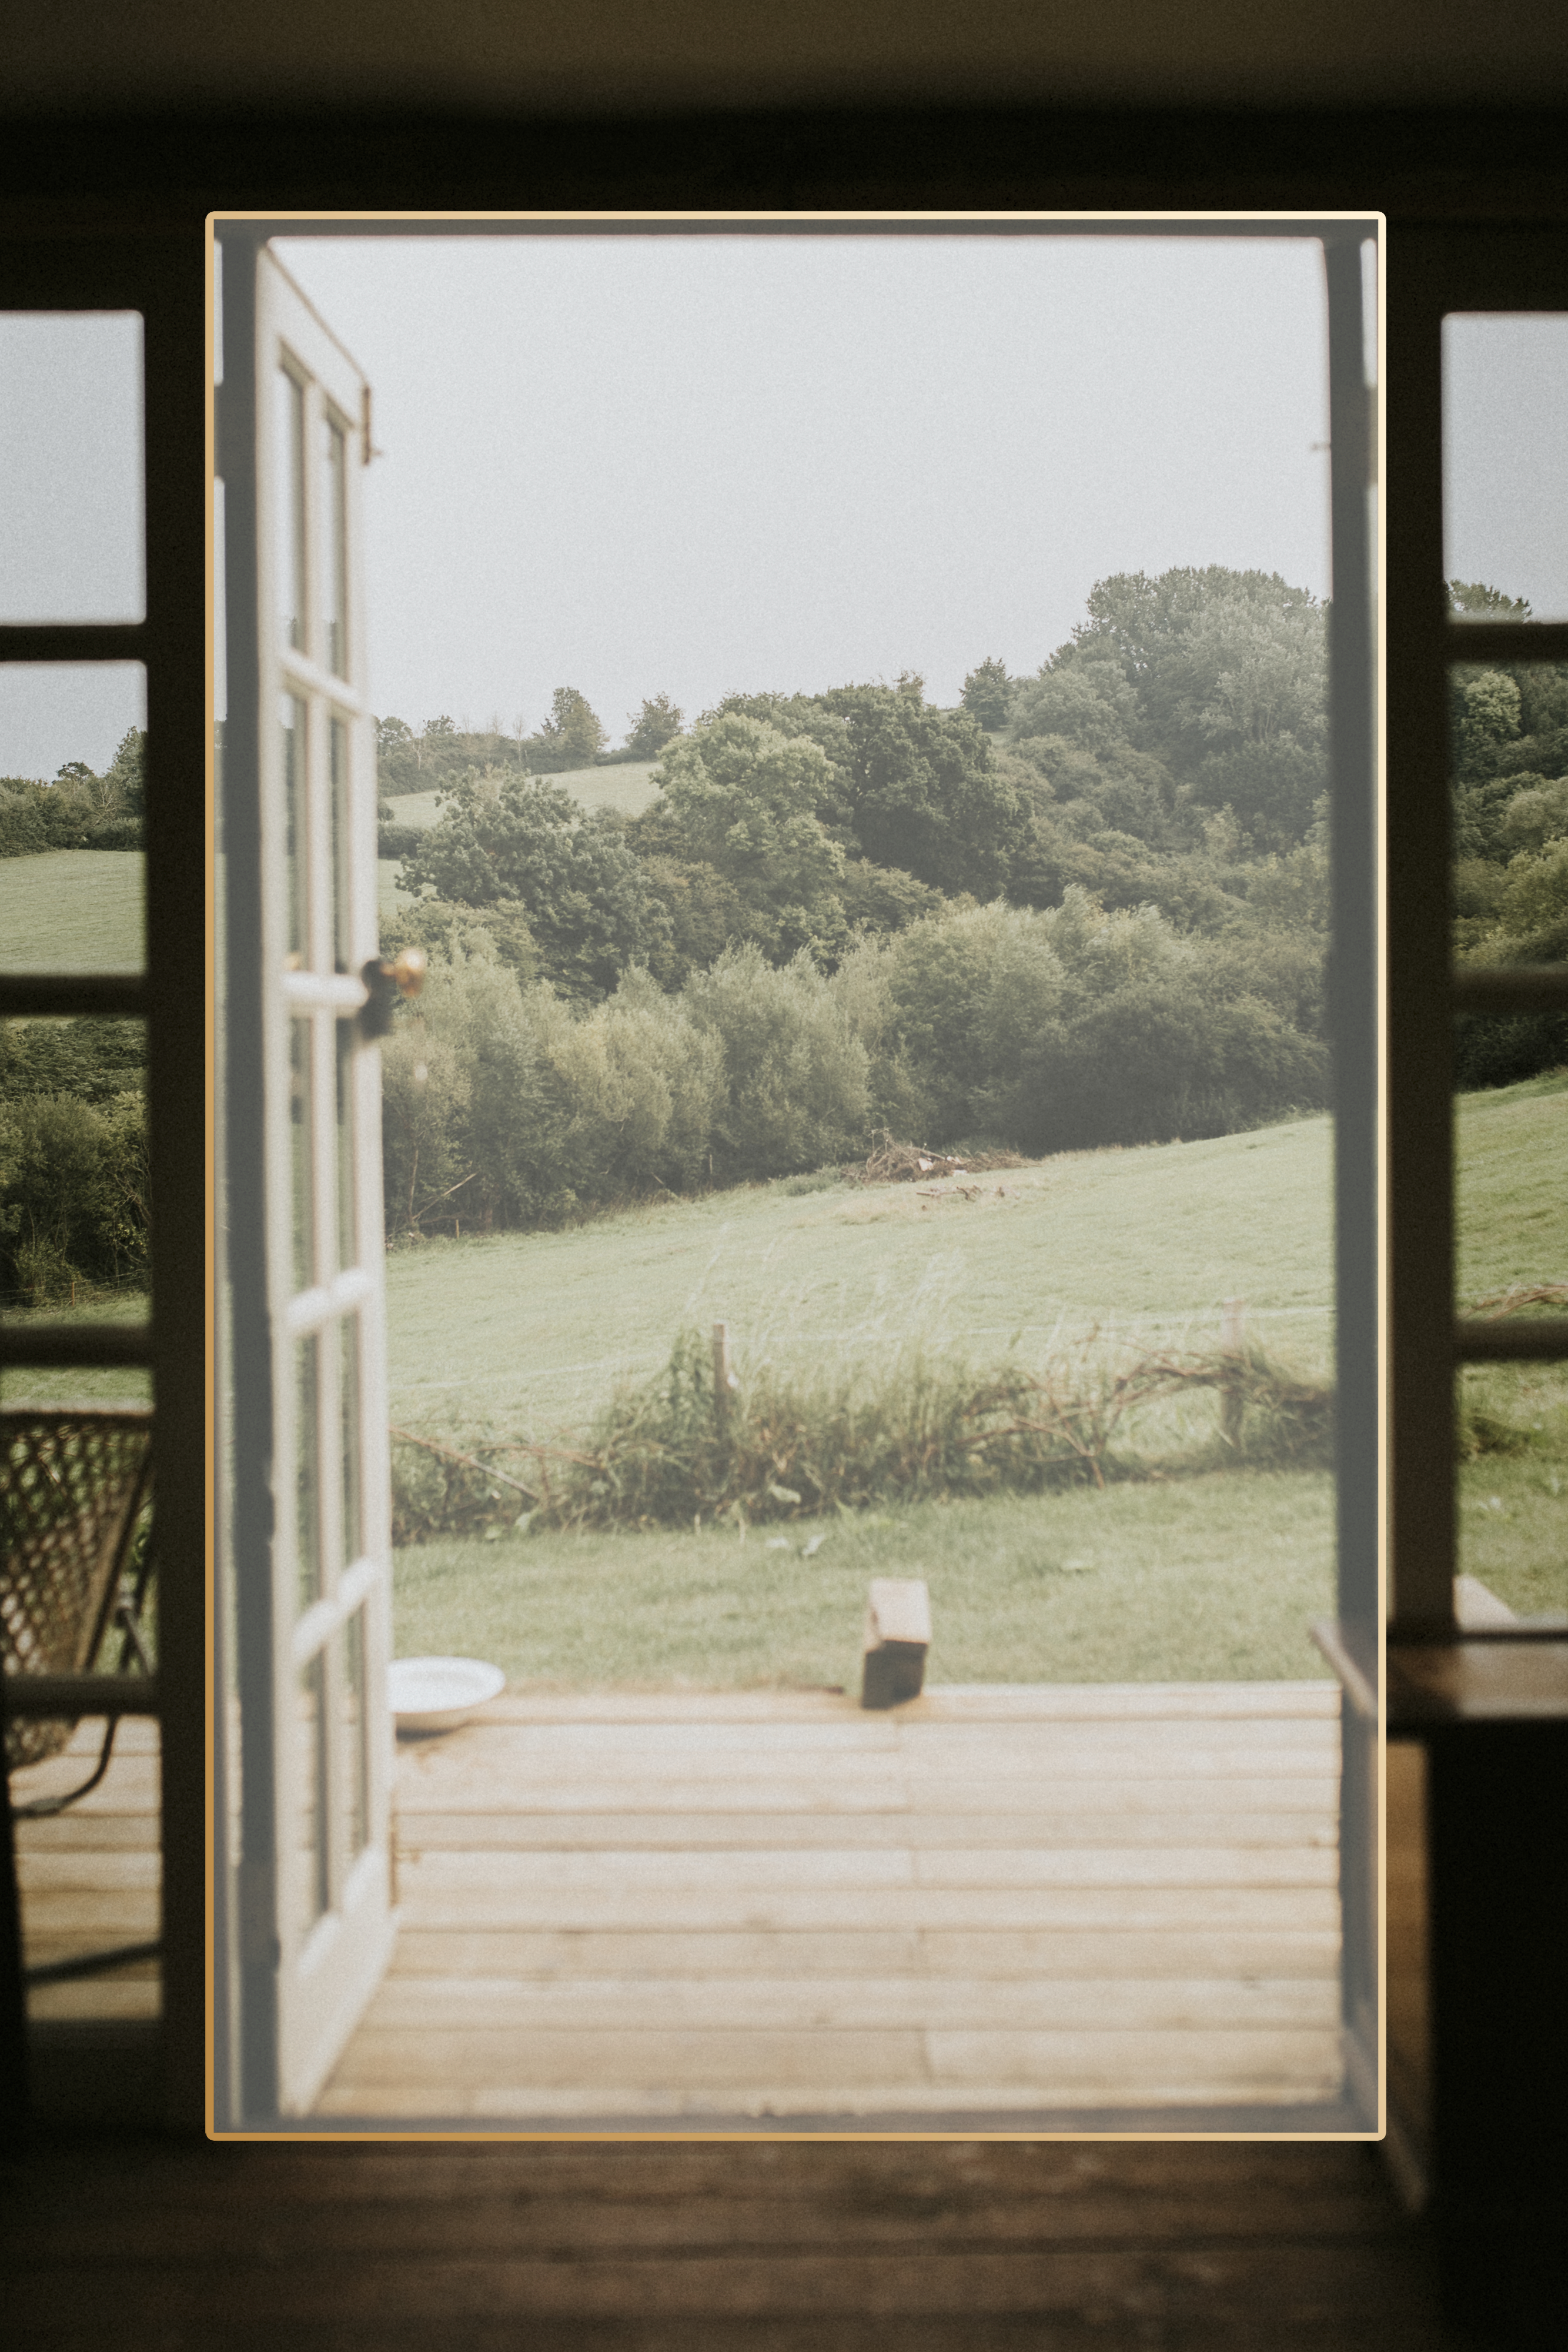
537, 687, 606, 768
625, 694, 684, 759
397, 771, 666, 1001
817, 681, 1022, 897
637, 714, 847, 961
959, 657, 1012, 730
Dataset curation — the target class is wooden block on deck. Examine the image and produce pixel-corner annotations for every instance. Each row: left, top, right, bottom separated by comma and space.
862, 1578, 931, 1710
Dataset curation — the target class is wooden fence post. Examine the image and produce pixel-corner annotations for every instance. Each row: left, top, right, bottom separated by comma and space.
712, 1321, 738, 1433
1220, 1295, 1246, 1446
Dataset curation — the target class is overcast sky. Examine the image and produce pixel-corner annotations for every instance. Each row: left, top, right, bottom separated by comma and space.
2, 230, 1428, 779
1444, 313, 1568, 620
267, 229, 1334, 751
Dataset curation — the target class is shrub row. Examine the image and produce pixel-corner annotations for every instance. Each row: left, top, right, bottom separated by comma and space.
379, 891, 1329, 1239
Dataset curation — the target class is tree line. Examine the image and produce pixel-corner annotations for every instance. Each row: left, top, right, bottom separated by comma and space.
377, 565, 1336, 1237
1447, 580, 1568, 1087
0, 729, 145, 857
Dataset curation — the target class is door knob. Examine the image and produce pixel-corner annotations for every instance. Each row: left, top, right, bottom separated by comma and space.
359, 947, 427, 1037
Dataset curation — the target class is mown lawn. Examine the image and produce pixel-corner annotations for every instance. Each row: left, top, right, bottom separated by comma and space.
0, 850, 143, 973
393, 1470, 1336, 1690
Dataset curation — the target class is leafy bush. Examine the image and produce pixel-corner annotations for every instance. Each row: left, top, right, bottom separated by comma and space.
0, 1090, 150, 1302
685, 945, 871, 1181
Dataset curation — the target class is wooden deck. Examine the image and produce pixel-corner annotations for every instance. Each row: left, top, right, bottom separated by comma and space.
12, 1713, 162, 2024
317, 1682, 1346, 2127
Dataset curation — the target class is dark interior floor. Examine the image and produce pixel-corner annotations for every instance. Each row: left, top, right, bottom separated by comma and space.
4, 2133, 1479, 2351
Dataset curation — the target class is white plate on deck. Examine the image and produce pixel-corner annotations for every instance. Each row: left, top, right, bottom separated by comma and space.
389, 1655, 506, 1733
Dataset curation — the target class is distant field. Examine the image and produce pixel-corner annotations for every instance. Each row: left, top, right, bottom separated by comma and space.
386, 1114, 1336, 1446
0, 850, 143, 973
379, 764, 662, 923
385, 761, 662, 833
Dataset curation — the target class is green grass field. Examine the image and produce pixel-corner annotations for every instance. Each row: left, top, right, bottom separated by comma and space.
0, 850, 144, 973
385, 762, 661, 834
386, 1114, 1336, 1446
394, 1472, 1337, 1690
1452, 1066, 1568, 1615
388, 1115, 1340, 1682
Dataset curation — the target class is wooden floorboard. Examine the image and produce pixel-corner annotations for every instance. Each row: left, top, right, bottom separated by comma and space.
320, 1683, 1347, 2125
1, 2140, 1467, 2350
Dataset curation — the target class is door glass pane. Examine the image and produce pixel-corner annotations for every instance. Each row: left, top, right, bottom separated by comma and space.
343, 1606, 369, 1857
296, 1332, 322, 1608
330, 716, 351, 971
280, 693, 306, 964
0, 313, 145, 623
1445, 316, 1568, 624
297, 1651, 329, 1932
323, 416, 347, 679
289, 1016, 315, 1294
340, 1310, 362, 1569
276, 365, 306, 654
0, 666, 146, 973
334, 1021, 357, 1272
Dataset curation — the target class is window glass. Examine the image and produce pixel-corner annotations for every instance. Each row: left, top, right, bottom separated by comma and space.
277, 365, 307, 656
0, 664, 146, 973
280, 690, 306, 963
0, 313, 144, 624
0, 1013, 151, 1402
289, 1016, 315, 1294
323, 415, 347, 679
297, 1652, 329, 1933
1444, 316, 1568, 624
296, 1332, 322, 1608
343, 1606, 370, 1859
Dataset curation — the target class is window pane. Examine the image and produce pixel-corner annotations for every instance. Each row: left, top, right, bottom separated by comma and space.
276, 365, 306, 655
1456, 1365, 1568, 1623
330, 716, 352, 971
289, 1015, 315, 1295
0, 1014, 151, 1404
280, 691, 306, 964
342, 1606, 369, 1858
297, 1651, 329, 1934
340, 1309, 362, 1569
1453, 1045, 1568, 1621
1445, 316, 1568, 624
335, 1021, 357, 1272
0, 313, 144, 623
296, 1332, 321, 1609
0, 666, 146, 974
323, 416, 347, 679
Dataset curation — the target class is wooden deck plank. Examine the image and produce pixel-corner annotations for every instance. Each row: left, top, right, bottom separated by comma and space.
385, 1927, 1342, 1977
395, 1803, 1336, 1847
472, 1682, 1339, 1723
396, 1845, 1336, 1894
356, 1973, 1338, 2032
389, 1883, 1340, 1932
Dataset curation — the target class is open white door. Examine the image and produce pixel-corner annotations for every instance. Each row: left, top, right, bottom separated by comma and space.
220, 243, 396, 2117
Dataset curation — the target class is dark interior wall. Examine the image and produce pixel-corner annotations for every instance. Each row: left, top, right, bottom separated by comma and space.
8, 0, 1568, 115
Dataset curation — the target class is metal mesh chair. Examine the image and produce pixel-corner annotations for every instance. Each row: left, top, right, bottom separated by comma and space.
2, 1409, 154, 1773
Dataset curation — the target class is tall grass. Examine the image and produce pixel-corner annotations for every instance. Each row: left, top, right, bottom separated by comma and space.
390, 1327, 1332, 1542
